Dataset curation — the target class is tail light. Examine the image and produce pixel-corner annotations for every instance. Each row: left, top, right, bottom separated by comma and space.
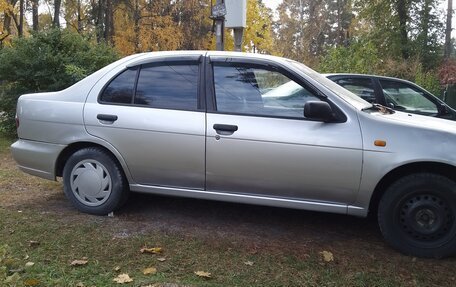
15, 114, 19, 129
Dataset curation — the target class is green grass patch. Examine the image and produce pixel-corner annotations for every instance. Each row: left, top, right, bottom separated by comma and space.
0, 134, 12, 152
0, 208, 407, 287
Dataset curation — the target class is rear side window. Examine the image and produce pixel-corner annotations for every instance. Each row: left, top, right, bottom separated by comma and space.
99, 68, 137, 104
334, 78, 376, 103
135, 64, 199, 110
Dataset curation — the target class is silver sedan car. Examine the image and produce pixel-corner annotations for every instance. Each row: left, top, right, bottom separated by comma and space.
11, 51, 456, 258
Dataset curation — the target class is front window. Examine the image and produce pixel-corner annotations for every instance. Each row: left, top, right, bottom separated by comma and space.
379, 80, 438, 115
213, 64, 320, 119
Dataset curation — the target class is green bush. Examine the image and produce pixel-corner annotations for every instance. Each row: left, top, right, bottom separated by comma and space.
0, 29, 119, 136
318, 39, 381, 74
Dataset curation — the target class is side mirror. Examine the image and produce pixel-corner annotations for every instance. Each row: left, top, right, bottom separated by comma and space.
437, 102, 449, 115
304, 101, 335, 122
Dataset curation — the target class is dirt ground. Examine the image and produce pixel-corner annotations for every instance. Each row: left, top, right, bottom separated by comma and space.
1, 145, 455, 286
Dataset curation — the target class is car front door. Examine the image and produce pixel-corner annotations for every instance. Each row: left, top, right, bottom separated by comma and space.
84, 56, 205, 189
205, 57, 363, 205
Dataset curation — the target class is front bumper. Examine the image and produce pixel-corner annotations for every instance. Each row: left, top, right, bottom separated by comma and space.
11, 139, 66, 181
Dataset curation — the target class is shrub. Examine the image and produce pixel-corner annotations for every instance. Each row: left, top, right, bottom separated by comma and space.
0, 29, 119, 136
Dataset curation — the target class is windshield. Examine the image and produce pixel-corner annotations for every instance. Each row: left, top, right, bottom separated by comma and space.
289, 60, 372, 110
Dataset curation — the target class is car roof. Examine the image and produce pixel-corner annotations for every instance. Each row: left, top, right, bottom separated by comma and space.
324, 73, 417, 84
124, 50, 292, 68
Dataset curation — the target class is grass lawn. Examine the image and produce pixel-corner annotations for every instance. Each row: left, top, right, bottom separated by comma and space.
0, 134, 454, 286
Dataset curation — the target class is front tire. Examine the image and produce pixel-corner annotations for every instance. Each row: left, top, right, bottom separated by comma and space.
378, 173, 456, 258
63, 147, 129, 215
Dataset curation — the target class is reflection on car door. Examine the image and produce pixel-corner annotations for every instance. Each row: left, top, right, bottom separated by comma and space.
84, 57, 206, 189
205, 58, 363, 204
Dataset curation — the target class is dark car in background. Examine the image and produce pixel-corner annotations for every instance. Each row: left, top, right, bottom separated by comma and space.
326, 74, 456, 121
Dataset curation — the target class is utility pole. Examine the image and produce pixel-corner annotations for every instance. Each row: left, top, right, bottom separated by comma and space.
211, 0, 226, 51
225, 0, 247, 52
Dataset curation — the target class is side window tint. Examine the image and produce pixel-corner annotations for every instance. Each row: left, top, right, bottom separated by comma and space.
100, 68, 137, 104
379, 80, 438, 114
213, 64, 320, 118
335, 78, 376, 103
135, 64, 199, 110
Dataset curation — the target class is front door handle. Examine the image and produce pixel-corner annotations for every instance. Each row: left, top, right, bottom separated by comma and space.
97, 114, 118, 122
213, 124, 238, 135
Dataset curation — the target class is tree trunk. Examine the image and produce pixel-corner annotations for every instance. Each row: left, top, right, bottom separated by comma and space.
396, 0, 409, 59
54, 0, 62, 27
32, 0, 39, 31
445, 0, 453, 58
18, 0, 24, 36
133, 0, 141, 52
96, 0, 105, 43
104, 0, 114, 44
421, 0, 431, 69
77, 0, 83, 33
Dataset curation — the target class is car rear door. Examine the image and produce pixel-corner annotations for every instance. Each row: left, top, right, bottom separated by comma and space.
84, 55, 206, 189
205, 56, 363, 205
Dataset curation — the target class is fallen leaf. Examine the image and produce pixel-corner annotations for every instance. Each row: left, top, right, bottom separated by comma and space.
157, 257, 166, 262
71, 259, 88, 266
114, 266, 121, 271
75, 282, 85, 287
244, 261, 254, 266
320, 251, 334, 262
25, 262, 35, 268
24, 254, 30, 260
194, 271, 211, 278
140, 247, 162, 254
142, 267, 157, 275
113, 273, 133, 284
23, 278, 40, 286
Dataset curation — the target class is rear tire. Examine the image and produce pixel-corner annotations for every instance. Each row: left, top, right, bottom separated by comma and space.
63, 147, 129, 215
378, 173, 456, 258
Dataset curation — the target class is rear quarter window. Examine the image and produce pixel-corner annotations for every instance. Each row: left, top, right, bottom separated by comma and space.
99, 68, 137, 104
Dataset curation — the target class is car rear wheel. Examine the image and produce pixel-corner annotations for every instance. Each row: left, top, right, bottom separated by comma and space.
378, 173, 456, 258
63, 147, 129, 215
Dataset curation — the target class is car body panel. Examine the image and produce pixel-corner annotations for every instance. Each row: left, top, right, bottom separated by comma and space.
84, 105, 206, 188
205, 113, 363, 204
11, 139, 66, 180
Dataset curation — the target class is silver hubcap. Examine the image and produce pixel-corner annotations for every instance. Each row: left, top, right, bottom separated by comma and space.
70, 159, 112, 206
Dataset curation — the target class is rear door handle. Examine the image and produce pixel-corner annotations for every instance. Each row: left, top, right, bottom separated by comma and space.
97, 114, 118, 122
213, 124, 238, 135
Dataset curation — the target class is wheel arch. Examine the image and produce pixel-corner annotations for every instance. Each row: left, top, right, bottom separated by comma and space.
55, 141, 132, 183
369, 162, 456, 216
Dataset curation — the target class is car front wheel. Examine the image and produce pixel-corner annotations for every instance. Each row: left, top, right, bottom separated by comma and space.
378, 173, 456, 258
63, 147, 129, 215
